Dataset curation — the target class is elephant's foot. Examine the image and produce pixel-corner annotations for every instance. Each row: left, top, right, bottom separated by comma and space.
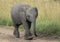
24, 33, 33, 40
34, 31, 38, 37
24, 35, 33, 40
34, 33, 38, 37
13, 31, 20, 38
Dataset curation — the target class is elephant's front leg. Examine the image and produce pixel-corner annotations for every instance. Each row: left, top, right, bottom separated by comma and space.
22, 21, 33, 40
13, 24, 20, 38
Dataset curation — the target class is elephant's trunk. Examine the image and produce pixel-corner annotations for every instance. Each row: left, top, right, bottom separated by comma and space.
32, 18, 37, 36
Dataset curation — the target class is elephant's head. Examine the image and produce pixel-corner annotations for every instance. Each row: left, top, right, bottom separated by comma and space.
26, 7, 38, 36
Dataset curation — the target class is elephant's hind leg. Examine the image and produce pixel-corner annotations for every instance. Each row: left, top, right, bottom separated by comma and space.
13, 24, 20, 38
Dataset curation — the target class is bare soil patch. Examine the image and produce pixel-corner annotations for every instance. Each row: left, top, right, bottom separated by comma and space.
0, 26, 60, 42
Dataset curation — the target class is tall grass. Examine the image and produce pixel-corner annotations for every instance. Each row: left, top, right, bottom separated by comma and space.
0, 0, 60, 36
36, 17, 60, 36
0, 17, 12, 26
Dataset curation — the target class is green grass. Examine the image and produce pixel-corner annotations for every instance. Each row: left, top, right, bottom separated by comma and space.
36, 16, 60, 36
0, 17, 13, 26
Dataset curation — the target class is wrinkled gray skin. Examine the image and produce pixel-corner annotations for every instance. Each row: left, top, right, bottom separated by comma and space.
11, 4, 38, 40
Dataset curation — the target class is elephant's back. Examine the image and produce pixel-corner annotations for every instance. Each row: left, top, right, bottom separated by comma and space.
11, 4, 30, 13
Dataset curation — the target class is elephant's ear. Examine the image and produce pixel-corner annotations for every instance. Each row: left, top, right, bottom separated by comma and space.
33, 7, 38, 17
29, 7, 38, 18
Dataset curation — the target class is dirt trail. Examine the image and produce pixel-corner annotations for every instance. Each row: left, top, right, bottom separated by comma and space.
0, 26, 60, 42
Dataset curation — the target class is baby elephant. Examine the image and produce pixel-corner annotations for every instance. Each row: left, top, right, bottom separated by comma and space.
11, 4, 38, 40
